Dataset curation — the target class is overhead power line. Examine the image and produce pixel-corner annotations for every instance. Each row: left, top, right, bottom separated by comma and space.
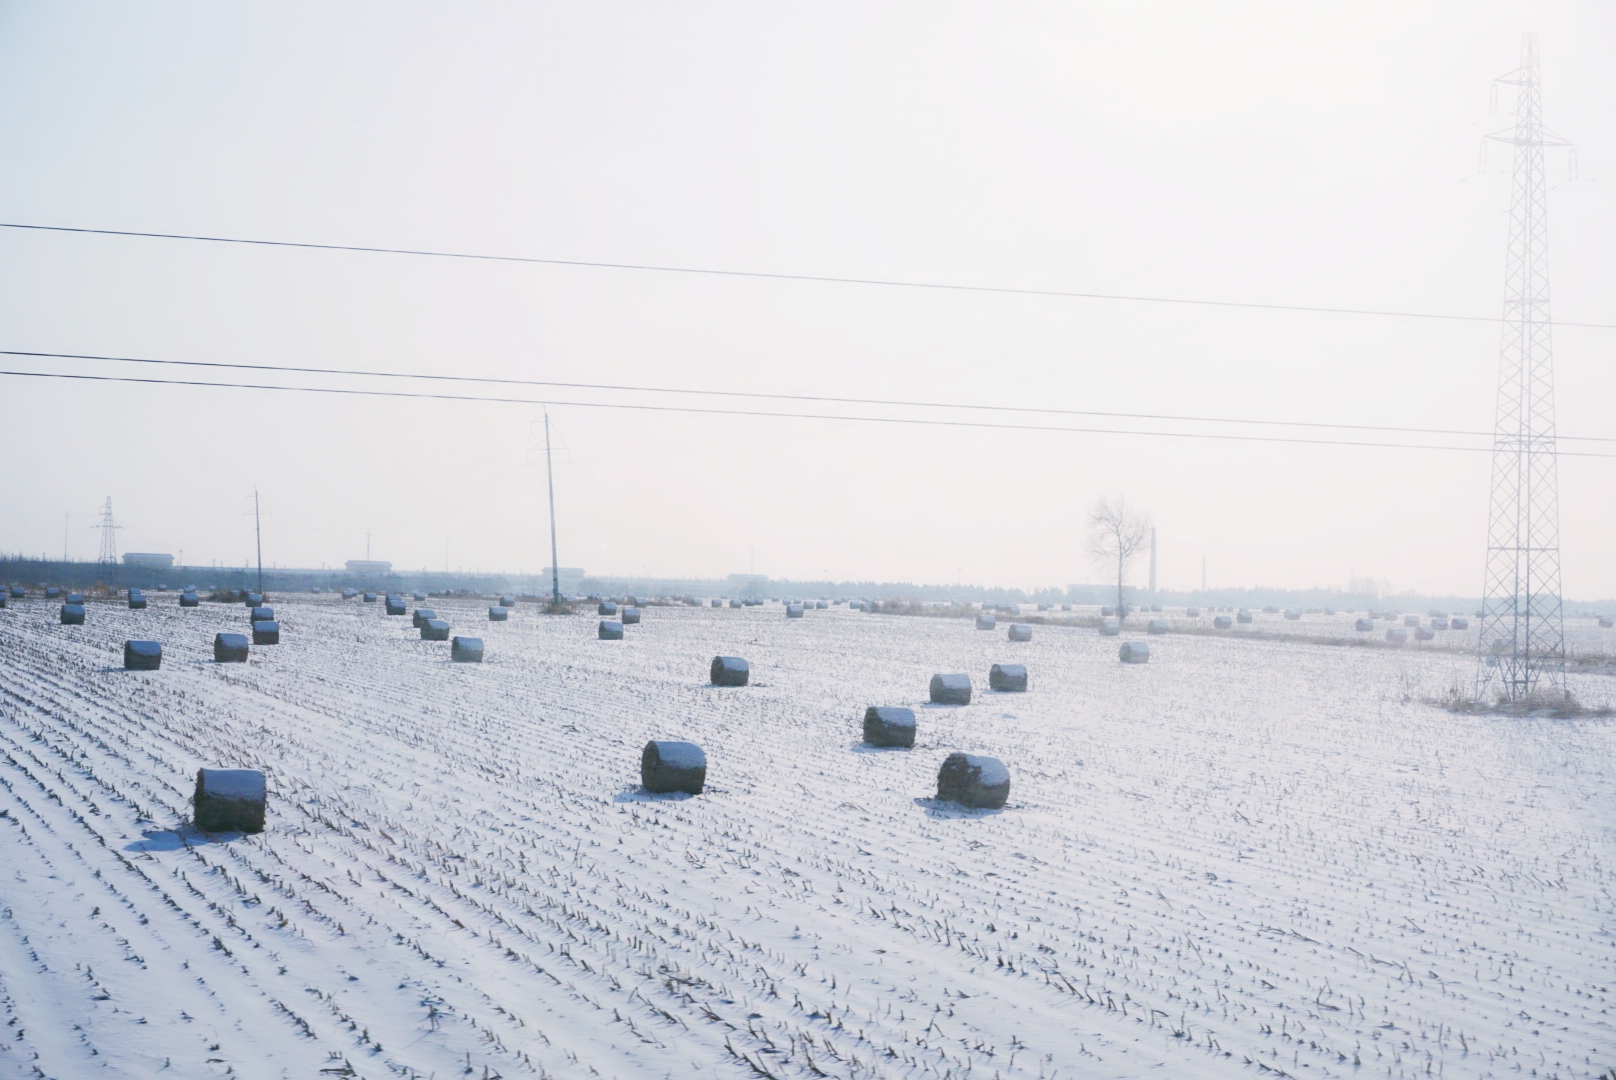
3, 220, 1613, 331
7, 347, 1616, 444
4, 367, 1615, 458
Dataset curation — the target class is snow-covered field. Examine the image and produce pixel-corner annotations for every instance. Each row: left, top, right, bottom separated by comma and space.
2, 595, 1613, 1079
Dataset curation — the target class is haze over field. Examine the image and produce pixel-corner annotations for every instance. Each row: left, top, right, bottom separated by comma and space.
0, 2, 1613, 594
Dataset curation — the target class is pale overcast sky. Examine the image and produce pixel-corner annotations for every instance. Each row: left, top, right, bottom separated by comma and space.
0, 2, 1612, 594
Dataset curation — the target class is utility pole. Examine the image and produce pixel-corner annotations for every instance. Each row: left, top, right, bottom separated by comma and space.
545, 410, 562, 607
254, 489, 264, 594
1148, 527, 1157, 596
1476, 33, 1569, 703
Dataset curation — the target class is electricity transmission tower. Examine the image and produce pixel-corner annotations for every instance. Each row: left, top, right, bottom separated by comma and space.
1476, 33, 1569, 703
94, 497, 121, 566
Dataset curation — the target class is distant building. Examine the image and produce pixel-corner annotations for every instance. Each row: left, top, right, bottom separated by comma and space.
345, 560, 393, 574
123, 553, 174, 569
542, 567, 586, 593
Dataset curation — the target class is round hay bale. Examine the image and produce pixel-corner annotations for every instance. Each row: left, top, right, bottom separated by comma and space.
342, 588, 358, 599
251, 620, 280, 645
1431, 617, 1450, 631
194, 768, 266, 833
1098, 617, 1121, 636
929, 673, 972, 705
1007, 623, 1032, 642
1213, 615, 1233, 629
488, 605, 509, 621
8, 586, 22, 599
59, 603, 85, 625
245, 592, 262, 607
128, 589, 147, 610
414, 592, 426, 601
1451, 616, 1470, 630
66, 592, 84, 605
421, 618, 451, 641
786, 603, 805, 618
598, 620, 624, 640
1118, 641, 1150, 663
451, 636, 484, 662
499, 594, 516, 607
935, 752, 1009, 810
1237, 610, 1253, 623
1354, 618, 1374, 632
863, 706, 916, 748
988, 663, 1027, 692
815, 600, 828, 610
1100, 606, 1114, 617
621, 607, 642, 625
1386, 627, 1409, 644
711, 598, 723, 607
412, 608, 437, 629
1146, 618, 1169, 634
1284, 609, 1302, 620
363, 592, 378, 603
728, 599, 742, 609
385, 595, 407, 616
710, 655, 749, 686
975, 613, 996, 630
1185, 607, 1200, 617
123, 640, 162, 671
641, 740, 706, 795
1403, 614, 1420, 627
1415, 626, 1435, 641
214, 633, 250, 663
250, 605, 275, 623
598, 601, 619, 616
45, 586, 60, 598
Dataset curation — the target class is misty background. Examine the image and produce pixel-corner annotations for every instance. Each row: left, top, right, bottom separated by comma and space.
0, 1, 1611, 596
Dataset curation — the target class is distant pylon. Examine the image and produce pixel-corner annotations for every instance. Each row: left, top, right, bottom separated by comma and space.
1476, 33, 1570, 703
94, 496, 121, 565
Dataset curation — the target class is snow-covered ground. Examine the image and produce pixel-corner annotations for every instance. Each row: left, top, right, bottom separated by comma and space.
1, 594, 1613, 1079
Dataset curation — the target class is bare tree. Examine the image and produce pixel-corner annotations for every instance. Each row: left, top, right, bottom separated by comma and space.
1085, 495, 1152, 619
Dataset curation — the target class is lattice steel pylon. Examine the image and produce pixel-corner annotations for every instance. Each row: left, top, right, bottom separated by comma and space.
94, 496, 121, 566
1476, 33, 1570, 704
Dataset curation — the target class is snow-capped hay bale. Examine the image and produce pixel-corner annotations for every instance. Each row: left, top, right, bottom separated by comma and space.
729, 599, 742, 608
711, 598, 723, 607
863, 706, 916, 748
989, 663, 1028, 692
499, 594, 516, 608
598, 619, 624, 640
451, 636, 484, 662
1146, 618, 1169, 634
250, 605, 274, 623
59, 603, 85, 625
180, 591, 199, 608
66, 592, 84, 605
9, 586, 22, 598
975, 613, 996, 630
1599, 616, 1615, 629
622, 607, 642, 625
1185, 607, 1201, 617
641, 740, 706, 795
214, 633, 249, 663
1386, 627, 1409, 644
1284, 609, 1302, 620
413, 592, 426, 601
1452, 616, 1470, 630
193, 769, 266, 834
128, 589, 147, 610
1431, 617, 1449, 631
1214, 615, 1233, 629
929, 673, 972, 705
1119, 641, 1150, 663
412, 608, 437, 628
123, 640, 162, 671
251, 621, 280, 645
592, 600, 617, 617
786, 603, 804, 618
936, 753, 1009, 810
342, 588, 357, 599
710, 655, 749, 686
363, 592, 377, 603
488, 605, 508, 621
245, 592, 262, 607
1355, 618, 1374, 632
421, 618, 450, 641
815, 600, 828, 609
1403, 615, 1420, 628
1099, 617, 1121, 636
385, 595, 407, 616
1007, 623, 1032, 642
45, 586, 60, 598
1415, 626, 1435, 641
1237, 610, 1253, 623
